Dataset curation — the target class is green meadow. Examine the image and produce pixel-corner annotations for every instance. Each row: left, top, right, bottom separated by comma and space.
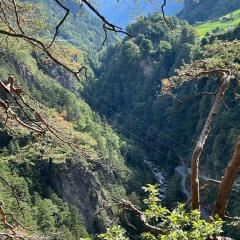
195, 9, 240, 38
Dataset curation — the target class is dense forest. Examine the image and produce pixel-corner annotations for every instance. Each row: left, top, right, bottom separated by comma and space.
1, 0, 240, 239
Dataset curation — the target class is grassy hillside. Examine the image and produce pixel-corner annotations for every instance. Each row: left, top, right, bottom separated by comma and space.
195, 9, 240, 38
178, 0, 240, 24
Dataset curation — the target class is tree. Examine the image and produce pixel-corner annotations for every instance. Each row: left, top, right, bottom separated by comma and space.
213, 135, 240, 218
140, 39, 153, 55
162, 40, 240, 217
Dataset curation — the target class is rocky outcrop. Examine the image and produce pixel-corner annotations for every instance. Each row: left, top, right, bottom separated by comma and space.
0, 50, 78, 92
1, 51, 41, 89
49, 159, 107, 233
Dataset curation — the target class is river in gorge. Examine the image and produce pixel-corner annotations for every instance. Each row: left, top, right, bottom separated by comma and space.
144, 159, 167, 199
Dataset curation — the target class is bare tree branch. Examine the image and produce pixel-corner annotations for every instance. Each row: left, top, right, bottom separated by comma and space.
48, 0, 70, 48
0, 201, 28, 240
97, 199, 163, 235
161, 0, 171, 29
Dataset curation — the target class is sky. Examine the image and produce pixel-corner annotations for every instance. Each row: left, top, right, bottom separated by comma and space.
96, 0, 184, 27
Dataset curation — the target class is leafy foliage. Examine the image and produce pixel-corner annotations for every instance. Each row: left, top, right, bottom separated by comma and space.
97, 185, 223, 240
99, 226, 129, 240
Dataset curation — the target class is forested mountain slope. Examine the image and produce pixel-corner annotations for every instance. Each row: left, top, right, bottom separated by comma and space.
86, 14, 197, 174
0, 43, 146, 238
178, 0, 240, 23
2, 0, 240, 239
0, 2, 153, 238
85, 12, 240, 238
42, 0, 106, 53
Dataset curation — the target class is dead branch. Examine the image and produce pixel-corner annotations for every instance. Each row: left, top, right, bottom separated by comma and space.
160, 0, 171, 30
48, 0, 69, 48
0, 201, 27, 240
0, 29, 87, 80
97, 199, 163, 235
0, 1, 84, 79
0, 176, 25, 218
0, 0, 132, 64
0, 76, 96, 160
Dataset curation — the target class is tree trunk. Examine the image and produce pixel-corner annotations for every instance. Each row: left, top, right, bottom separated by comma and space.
191, 73, 231, 210
213, 135, 240, 218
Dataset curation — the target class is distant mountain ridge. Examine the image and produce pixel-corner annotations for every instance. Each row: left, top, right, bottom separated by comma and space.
178, 0, 240, 24
96, 0, 183, 27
